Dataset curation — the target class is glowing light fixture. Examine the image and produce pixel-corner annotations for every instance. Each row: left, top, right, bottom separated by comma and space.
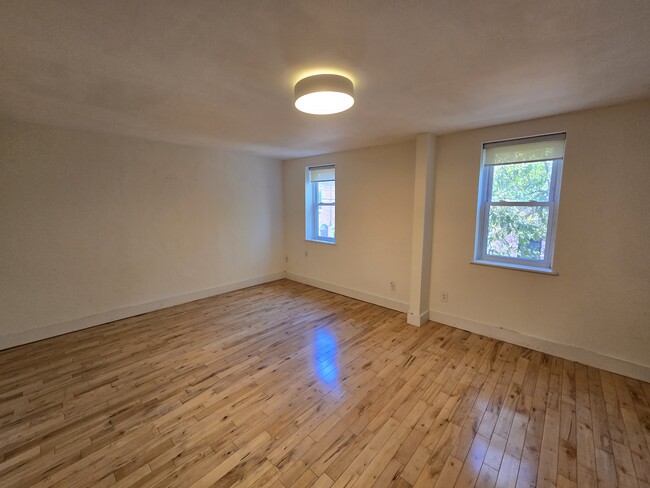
294, 74, 354, 115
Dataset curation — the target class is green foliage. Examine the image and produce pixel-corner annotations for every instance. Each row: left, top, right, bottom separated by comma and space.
486, 161, 552, 260
491, 161, 551, 202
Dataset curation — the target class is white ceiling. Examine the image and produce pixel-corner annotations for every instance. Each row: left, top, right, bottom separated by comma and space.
1, 1, 649, 159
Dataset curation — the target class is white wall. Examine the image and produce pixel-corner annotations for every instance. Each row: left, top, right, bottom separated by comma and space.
283, 141, 415, 311
0, 119, 285, 348
429, 100, 650, 376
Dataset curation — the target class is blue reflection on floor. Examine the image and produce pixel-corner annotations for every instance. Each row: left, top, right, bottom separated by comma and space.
313, 329, 339, 386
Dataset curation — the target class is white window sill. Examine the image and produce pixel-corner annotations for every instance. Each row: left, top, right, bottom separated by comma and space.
306, 238, 336, 245
471, 260, 558, 275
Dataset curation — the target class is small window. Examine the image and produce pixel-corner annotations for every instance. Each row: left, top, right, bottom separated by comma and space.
474, 133, 565, 272
306, 165, 335, 243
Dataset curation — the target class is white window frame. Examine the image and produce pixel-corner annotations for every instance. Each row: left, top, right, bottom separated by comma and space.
305, 165, 335, 244
474, 133, 565, 273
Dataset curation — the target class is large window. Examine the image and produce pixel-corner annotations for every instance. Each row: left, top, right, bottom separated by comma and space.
306, 165, 335, 243
474, 133, 565, 272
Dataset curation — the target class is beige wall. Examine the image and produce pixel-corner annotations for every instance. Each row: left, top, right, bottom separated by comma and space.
283, 142, 416, 310
429, 100, 650, 370
2, 101, 648, 377
0, 120, 285, 346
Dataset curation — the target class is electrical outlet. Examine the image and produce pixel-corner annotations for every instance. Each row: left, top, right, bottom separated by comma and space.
441, 291, 448, 302
304, 251, 308, 257
390, 281, 396, 291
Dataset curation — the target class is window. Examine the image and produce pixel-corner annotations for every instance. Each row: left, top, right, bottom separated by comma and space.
306, 165, 335, 243
474, 133, 565, 272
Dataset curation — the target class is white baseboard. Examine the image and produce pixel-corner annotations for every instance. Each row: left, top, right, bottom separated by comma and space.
0, 272, 286, 351
286, 273, 409, 313
429, 309, 650, 383
407, 310, 429, 326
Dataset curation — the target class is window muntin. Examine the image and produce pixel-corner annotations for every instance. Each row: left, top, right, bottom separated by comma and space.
307, 165, 335, 243
475, 134, 565, 271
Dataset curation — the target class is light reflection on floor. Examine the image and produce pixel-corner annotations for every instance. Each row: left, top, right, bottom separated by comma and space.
312, 329, 340, 389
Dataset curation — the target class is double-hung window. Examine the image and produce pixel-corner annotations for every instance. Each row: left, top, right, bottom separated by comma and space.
306, 165, 335, 243
474, 133, 566, 272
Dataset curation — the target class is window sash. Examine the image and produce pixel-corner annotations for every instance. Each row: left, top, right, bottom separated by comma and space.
479, 202, 555, 264
487, 201, 552, 207
484, 161, 556, 204
314, 182, 335, 205
311, 181, 335, 243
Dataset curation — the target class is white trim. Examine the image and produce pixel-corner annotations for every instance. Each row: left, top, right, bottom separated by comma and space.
286, 272, 408, 313
474, 153, 564, 271
0, 272, 286, 351
471, 260, 558, 275
305, 238, 336, 245
306, 165, 336, 243
407, 310, 430, 327
429, 309, 650, 383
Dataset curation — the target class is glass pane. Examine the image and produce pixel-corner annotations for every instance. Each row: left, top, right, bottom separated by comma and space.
317, 205, 335, 239
315, 181, 335, 204
486, 205, 549, 260
491, 161, 552, 202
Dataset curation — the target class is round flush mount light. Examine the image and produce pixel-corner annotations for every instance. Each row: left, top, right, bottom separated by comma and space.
294, 74, 354, 115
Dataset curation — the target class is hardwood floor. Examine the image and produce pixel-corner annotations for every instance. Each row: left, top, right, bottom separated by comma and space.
1, 280, 649, 487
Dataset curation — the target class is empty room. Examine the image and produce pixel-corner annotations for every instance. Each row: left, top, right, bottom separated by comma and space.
1, 1, 649, 487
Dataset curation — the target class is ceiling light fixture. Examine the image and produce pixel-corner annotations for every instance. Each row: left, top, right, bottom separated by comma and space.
294, 74, 354, 115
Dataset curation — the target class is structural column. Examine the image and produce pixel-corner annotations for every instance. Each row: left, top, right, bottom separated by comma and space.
407, 133, 436, 326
